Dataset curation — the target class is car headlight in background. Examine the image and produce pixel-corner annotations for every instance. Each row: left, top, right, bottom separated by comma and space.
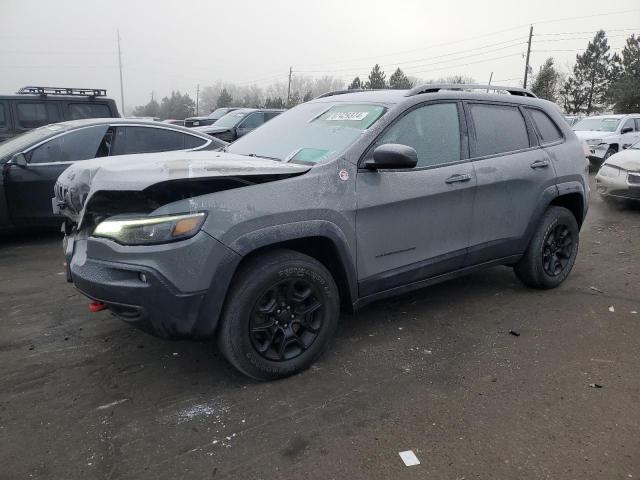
597, 164, 621, 178
93, 212, 206, 245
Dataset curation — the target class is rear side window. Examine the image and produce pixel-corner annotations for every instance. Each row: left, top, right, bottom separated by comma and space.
16, 102, 59, 129
528, 108, 563, 144
118, 126, 185, 154
469, 103, 530, 157
68, 103, 112, 120
29, 125, 109, 164
0, 103, 6, 130
372, 102, 461, 168
184, 134, 207, 149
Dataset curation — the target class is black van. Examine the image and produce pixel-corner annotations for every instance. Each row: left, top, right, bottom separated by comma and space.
0, 86, 119, 143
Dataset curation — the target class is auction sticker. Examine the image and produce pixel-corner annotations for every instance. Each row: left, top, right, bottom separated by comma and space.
326, 111, 369, 121
339, 169, 350, 181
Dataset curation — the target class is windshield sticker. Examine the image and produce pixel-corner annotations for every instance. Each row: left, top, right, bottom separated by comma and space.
325, 111, 369, 121
313, 104, 385, 130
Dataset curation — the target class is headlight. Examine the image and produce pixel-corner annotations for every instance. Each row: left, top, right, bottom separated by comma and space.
93, 212, 206, 245
586, 138, 603, 146
597, 164, 620, 178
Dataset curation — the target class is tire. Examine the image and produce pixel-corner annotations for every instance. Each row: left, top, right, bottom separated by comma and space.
217, 249, 340, 380
514, 206, 579, 289
603, 147, 616, 161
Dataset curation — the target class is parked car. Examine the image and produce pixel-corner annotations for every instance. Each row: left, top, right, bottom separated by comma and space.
0, 119, 225, 231
184, 107, 241, 128
595, 139, 640, 205
573, 114, 640, 166
56, 84, 589, 380
0, 86, 119, 143
193, 108, 284, 142
163, 119, 185, 126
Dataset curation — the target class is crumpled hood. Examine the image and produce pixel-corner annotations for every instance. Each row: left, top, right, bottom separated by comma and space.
604, 148, 640, 171
574, 130, 615, 141
55, 150, 311, 223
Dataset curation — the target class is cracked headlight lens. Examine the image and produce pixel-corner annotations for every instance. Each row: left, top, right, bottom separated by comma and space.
93, 212, 206, 245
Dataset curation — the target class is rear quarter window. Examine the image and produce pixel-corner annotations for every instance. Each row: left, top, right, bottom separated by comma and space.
527, 108, 563, 144
469, 103, 530, 157
68, 103, 112, 120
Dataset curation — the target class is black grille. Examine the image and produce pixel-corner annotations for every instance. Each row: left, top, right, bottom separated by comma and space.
628, 173, 640, 185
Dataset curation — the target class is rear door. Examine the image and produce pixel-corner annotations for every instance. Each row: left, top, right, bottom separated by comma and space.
355, 101, 476, 296
464, 102, 557, 265
5, 125, 109, 225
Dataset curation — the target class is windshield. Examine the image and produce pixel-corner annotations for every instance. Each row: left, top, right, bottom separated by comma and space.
214, 111, 249, 128
0, 123, 71, 161
572, 117, 621, 132
207, 108, 230, 119
226, 103, 387, 164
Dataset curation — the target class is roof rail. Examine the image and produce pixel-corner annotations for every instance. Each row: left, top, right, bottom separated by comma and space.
405, 84, 537, 98
315, 88, 390, 99
17, 86, 107, 97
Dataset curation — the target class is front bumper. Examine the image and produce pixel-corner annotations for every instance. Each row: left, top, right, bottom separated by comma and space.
68, 230, 240, 338
586, 144, 609, 162
595, 170, 640, 200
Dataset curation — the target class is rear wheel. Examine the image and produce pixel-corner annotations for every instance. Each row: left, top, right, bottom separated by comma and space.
514, 206, 579, 289
217, 249, 339, 380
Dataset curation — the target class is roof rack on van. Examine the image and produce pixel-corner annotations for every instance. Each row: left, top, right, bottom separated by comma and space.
406, 84, 537, 98
16, 86, 107, 97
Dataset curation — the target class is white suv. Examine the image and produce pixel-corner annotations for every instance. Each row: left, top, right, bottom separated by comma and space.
573, 114, 640, 165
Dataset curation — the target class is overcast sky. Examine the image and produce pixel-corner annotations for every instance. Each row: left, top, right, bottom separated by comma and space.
1, 0, 638, 112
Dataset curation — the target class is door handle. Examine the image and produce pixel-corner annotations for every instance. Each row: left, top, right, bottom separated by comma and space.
530, 159, 550, 169
445, 173, 472, 184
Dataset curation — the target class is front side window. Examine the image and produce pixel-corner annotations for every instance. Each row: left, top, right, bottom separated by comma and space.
17, 103, 58, 129
214, 111, 249, 128
621, 118, 635, 132
239, 112, 265, 129
528, 108, 563, 144
371, 103, 461, 168
68, 103, 112, 120
469, 103, 530, 157
118, 126, 185, 154
29, 125, 109, 164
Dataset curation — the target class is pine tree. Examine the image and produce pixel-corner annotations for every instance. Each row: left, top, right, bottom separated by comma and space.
562, 30, 615, 114
217, 88, 233, 108
348, 77, 362, 89
531, 58, 560, 102
303, 91, 313, 102
388, 68, 413, 89
365, 65, 387, 89
158, 91, 195, 119
608, 34, 640, 113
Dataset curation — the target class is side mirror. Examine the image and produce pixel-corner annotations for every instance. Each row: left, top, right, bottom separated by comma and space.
621, 126, 633, 134
366, 144, 418, 170
10, 152, 28, 167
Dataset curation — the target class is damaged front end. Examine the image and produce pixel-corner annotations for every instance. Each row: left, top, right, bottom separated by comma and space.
54, 150, 311, 230
55, 150, 312, 337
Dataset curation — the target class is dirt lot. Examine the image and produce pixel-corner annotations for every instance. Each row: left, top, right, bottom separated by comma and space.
1, 175, 639, 480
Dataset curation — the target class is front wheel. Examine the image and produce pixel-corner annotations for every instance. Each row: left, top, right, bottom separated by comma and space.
217, 249, 340, 380
514, 206, 579, 289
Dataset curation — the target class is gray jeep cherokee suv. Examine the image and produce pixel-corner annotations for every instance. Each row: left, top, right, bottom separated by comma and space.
55, 84, 589, 380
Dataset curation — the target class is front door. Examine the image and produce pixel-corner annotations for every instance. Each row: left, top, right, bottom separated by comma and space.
355, 102, 476, 297
5, 124, 109, 226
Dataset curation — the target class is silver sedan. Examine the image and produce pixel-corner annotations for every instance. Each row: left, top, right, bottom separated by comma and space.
595, 140, 640, 203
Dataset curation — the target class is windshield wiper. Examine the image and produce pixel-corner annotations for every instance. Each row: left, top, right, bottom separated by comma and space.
247, 153, 281, 161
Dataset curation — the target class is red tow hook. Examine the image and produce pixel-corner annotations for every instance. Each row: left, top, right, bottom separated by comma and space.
89, 301, 107, 313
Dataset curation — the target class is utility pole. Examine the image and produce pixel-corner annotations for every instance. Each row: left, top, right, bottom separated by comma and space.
523, 25, 533, 89
196, 84, 200, 115
286, 66, 292, 107
117, 29, 125, 115
487, 72, 493, 92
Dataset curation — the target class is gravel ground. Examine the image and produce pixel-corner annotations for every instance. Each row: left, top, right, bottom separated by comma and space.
1, 175, 638, 480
